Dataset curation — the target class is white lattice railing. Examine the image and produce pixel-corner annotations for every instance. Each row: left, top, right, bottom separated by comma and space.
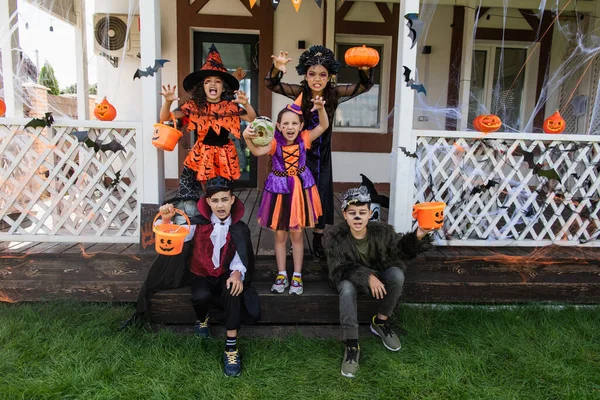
412, 130, 600, 246
0, 118, 143, 243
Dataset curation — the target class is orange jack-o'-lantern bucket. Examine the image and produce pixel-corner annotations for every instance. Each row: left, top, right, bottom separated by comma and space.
412, 202, 446, 229
152, 113, 182, 151
152, 208, 190, 255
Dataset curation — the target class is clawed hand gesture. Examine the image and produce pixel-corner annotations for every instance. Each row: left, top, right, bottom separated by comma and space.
271, 51, 292, 74
310, 96, 326, 112
232, 90, 249, 106
159, 84, 179, 102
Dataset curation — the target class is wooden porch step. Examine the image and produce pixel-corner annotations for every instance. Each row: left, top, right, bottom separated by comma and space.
149, 282, 379, 325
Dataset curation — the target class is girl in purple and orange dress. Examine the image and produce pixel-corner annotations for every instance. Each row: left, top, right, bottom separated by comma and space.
242, 94, 329, 295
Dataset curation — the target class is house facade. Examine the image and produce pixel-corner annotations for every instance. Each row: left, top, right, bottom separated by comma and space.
2, 0, 600, 246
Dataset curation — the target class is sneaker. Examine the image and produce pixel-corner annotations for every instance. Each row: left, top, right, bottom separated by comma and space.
370, 316, 401, 351
271, 274, 289, 294
289, 276, 304, 295
341, 345, 360, 378
223, 349, 242, 377
194, 317, 210, 339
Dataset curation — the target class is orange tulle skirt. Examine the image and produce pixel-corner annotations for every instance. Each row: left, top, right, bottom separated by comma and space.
257, 176, 322, 232
183, 140, 240, 182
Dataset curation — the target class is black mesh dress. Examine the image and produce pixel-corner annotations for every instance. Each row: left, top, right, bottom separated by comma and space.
265, 67, 374, 228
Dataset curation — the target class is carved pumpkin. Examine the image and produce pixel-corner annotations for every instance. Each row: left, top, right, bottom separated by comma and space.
94, 97, 117, 121
0, 98, 5, 117
473, 114, 502, 133
344, 45, 380, 68
543, 110, 566, 134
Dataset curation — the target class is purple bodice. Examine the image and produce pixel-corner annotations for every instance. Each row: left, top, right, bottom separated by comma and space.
264, 131, 315, 194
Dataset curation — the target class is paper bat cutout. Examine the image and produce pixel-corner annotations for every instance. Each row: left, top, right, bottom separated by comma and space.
92, 139, 126, 153
520, 150, 561, 181
109, 170, 121, 189
470, 180, 499, 195
133, 59, 170, 80
399, 146, 418, 158
404, 13, 424, 50
403, 66, 427, 95
25, 112, 54, 129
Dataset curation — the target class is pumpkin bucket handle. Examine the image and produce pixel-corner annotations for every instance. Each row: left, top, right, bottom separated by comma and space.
152, 208, 191, 256
159, 112, 178, 127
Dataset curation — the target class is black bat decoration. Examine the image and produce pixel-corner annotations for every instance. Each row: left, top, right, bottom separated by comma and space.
399, 146, 418, 158
72, 130, 89, 142
25, 112, 54, 129
133, 59, 170, 80
109, 170, 122, 189
470, 180, 499, 195
519, 150, 561, 181
89, 139, 126, 153
404, 13, 425, 50
402, 66, 427, 95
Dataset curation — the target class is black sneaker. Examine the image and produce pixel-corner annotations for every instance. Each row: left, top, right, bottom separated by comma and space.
194, 317, 210, 339
341, 345, 360, 378
223, 349, 242, 377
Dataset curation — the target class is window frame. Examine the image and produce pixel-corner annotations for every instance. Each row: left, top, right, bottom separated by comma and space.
333, 34, 393, 134
471, 41, 538, 131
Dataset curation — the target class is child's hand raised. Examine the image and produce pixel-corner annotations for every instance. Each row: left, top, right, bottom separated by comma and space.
310, 96, 326, 112
242, 125, 257, 140
159, 84, 179, 102
159, 203, 176, 221
233, 90, 249, 106
271, 51, 292, 74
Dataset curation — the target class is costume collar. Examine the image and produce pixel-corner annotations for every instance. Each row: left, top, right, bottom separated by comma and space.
197, 195, 245, 224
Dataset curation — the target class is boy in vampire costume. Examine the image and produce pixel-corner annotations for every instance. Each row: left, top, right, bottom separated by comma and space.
326, 186, 433, 378
124, 177, 259, 377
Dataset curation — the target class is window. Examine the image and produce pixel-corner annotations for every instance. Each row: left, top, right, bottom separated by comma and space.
468, 44, 530, 132
334, 35, 391, 133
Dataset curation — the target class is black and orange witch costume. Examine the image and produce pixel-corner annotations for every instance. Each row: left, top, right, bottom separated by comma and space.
264, 46, 373, 254
176, 44, 248, 200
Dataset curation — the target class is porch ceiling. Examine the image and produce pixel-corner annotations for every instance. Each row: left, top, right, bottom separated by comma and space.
356, 0, 597, 12
22, 0, 76, 25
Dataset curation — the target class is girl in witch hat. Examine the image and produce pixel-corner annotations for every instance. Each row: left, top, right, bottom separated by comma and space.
265, 45, 373, 260
242, 93, 328, 295
160, 44, 256, 200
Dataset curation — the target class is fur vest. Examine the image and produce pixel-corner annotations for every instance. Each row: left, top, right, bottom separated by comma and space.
326, 222, 432, 294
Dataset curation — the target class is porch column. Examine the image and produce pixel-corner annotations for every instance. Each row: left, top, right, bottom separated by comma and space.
0, 0, 19, 116
389, 0, 418, 232
324, 0, 335, 49
139, 0, 164, 204
457, 2, 475, 130
74, 0, 89, 120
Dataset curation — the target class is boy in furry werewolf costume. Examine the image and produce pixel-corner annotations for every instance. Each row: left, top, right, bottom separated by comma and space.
326, 186, 434, 378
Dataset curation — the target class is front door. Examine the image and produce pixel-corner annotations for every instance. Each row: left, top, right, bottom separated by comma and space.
193, 32, 259, 188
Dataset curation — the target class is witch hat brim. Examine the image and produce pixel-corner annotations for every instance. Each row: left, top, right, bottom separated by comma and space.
183, 44, 240, 92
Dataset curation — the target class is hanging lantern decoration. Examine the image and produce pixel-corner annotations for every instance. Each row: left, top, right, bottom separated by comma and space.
0, 98, 5, 117
94, 97, 117, 121
473, 114, 502, 133
344, 45, 380, 68
543, 110, 566, 134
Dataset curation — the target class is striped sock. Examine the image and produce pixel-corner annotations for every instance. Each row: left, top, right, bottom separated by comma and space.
226, 336, 237, 352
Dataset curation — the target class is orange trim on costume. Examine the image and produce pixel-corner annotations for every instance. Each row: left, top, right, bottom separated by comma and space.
301, 130, 312, 150
288, 176, 306, 229
270, 195, 284, 229
310, 186, 323, 218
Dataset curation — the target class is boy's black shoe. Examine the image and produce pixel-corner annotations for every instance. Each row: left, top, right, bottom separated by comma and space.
312, 233, 326, 260
223, 349, 242, 377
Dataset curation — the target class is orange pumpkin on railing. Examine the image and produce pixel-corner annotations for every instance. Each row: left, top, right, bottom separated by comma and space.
344, 45, 380, 68
543, 110, 566, 134
94, 97, 117, 121
0, 98, 6, 117
473, 114, 502, 133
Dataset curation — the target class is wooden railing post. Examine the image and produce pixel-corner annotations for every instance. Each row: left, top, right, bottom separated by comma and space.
389, 0, 419, 232
139, 0, 164, 205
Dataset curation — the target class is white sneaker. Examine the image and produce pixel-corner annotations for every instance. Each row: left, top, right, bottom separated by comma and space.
271, 274, 289, 294
289, 276, 304, 295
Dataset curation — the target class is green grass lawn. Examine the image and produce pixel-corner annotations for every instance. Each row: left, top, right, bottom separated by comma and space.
1, 302, 599, 400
